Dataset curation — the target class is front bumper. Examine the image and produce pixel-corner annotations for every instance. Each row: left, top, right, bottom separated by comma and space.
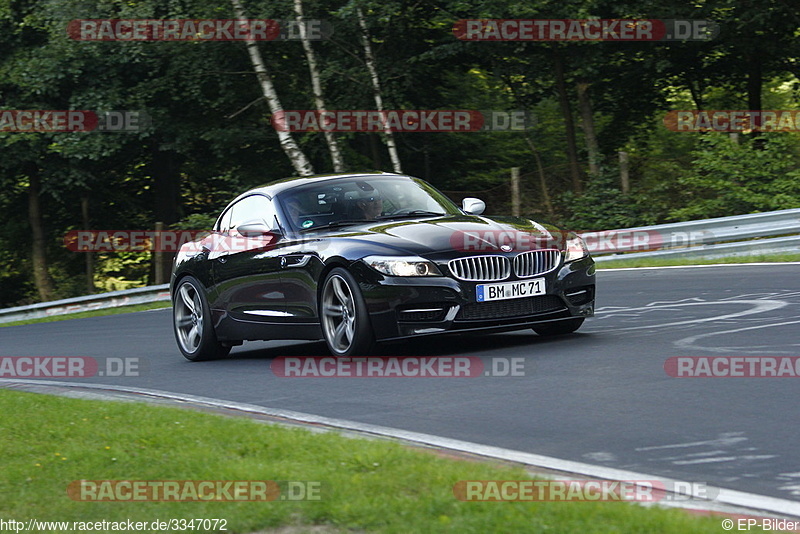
353, 255, 595, 341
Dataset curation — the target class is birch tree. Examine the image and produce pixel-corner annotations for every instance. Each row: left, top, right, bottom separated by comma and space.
294, 0, 345, 172
356, 6, 402, 174
230, 0, 314, 176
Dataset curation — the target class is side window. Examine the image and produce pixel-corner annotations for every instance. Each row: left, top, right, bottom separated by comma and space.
228, 195, 277, 233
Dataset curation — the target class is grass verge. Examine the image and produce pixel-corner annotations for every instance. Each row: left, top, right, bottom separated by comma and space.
0, 389, 743, 533
0, 301, 170, 328
596, 253, 800, 269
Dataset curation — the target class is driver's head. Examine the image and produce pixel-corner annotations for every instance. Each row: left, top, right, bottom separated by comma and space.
356, 195, 382, 219
346, 185, 382, 220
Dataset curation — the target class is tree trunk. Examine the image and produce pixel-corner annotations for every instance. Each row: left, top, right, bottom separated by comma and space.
747, 51, 763, 141
81, 195, 94, 294
619, 151, 630, 194
151, 147, 182, 281
747, 54, 762, 113
524, 134, 555, 219
576, 81, 600, 178
552, 46, 582, 192
27, 166, 55, 301
231, 0, 314, 176
688, 80, 704, 109
294, 0, 345, 172
151, 148, 182, 227
423, 143, 431, 180
510, 167, 520, 217
368, 133, 382, 168
357, 7, 402, 173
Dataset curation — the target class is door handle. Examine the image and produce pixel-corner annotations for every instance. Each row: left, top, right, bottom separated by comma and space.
217, 252, 229, 263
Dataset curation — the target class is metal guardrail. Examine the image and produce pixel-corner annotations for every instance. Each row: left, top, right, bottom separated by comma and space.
592, 235, 800, 262
1, 209, 798, 324
0, 285, 170, 325
583, 208, 800, 256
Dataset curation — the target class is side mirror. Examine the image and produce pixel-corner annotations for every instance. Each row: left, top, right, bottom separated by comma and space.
236, 220, 277, 237
462, 197, 486, 215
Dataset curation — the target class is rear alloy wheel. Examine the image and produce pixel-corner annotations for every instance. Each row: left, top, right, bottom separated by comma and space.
532, 318, 585, 337
173, 276, 231, 361
320, 268, 374, 357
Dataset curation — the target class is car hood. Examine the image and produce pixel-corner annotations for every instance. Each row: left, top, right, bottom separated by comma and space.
315, 214, 569, 258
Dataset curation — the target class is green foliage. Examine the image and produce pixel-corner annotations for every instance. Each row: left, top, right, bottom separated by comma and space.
93, 252, 151, 293
0, 0, 799, 303
670, 134, 800, 220
170, 212, 217, 231
559, 168, 655, 231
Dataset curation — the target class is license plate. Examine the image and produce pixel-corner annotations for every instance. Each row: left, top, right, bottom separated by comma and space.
476, 278, 546, 302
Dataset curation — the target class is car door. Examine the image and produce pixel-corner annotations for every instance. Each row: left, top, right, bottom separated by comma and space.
210, 194, 288, 323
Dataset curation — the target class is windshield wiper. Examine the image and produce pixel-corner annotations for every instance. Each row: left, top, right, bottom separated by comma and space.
376, 210, 446, 220
299, 219, 371, 232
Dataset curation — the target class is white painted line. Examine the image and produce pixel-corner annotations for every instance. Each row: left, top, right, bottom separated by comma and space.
637, 434, 747, 451
588, 299, 787, 332
2, 378, 800, 518
598, 262, 800, 271
675, 319, 800, 354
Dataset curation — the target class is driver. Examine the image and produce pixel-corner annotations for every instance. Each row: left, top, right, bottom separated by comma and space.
345, 187, 383, 220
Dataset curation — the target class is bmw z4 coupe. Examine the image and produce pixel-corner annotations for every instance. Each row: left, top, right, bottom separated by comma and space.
171, 172, 595, 360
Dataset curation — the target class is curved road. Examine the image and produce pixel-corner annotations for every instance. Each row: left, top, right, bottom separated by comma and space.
2, 264, 799, 503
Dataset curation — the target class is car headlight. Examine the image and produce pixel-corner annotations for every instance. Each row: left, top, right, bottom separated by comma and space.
363, 256, 442, 276
565, 235, 589, 262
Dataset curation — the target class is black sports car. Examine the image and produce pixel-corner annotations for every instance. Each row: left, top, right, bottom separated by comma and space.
170, 172, 595, 360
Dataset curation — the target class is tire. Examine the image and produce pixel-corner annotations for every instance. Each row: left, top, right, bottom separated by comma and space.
173, 276, 231, 361
532, 318, 585, 337
319, 268, 375, 357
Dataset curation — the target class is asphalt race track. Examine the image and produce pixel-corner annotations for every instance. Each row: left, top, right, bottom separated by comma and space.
2, 264, 799, 503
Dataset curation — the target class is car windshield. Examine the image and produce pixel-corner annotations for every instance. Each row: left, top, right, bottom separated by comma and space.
277, 176, 461, 232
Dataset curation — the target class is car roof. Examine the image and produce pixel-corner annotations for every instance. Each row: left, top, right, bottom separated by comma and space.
234, 172, 411, 203
216, 172, 416, 229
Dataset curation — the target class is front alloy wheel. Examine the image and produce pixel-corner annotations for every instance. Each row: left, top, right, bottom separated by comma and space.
173, 276, 231, 361
320, 268, 374, 357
